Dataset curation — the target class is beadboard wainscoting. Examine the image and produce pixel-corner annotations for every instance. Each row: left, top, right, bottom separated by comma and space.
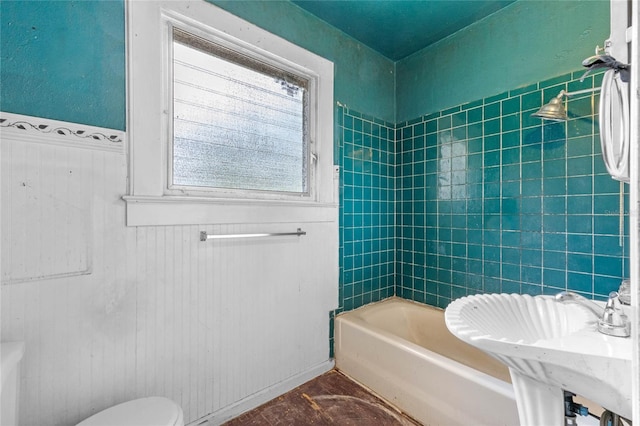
0, 113, 339, 426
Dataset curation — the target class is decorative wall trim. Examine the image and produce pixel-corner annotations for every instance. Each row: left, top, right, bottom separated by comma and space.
0, 118, 122, 142
0, 112, 125, 153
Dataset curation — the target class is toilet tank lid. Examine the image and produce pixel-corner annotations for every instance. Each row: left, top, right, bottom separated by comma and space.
77, 397, 183, 426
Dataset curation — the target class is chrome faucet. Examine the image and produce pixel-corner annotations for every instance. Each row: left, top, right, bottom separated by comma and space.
554, 291, 603, 317
555, 291, 630, 338
598, 292, 631, 337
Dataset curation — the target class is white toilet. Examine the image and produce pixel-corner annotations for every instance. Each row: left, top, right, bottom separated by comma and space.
77, 397, 184, 426
1, 341, 183, 426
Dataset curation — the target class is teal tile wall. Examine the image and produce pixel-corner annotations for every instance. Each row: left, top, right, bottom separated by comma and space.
396, 70, 630, 308
336, 105, 396, 313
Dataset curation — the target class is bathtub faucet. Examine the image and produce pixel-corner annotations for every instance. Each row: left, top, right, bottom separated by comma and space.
554, 291, 630, 338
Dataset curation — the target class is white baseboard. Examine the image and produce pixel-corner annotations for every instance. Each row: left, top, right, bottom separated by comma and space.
188, 359, 335, 426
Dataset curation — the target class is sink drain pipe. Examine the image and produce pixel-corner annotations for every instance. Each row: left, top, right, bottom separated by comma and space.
564, 391, 590, 426
563, 391, 632, 426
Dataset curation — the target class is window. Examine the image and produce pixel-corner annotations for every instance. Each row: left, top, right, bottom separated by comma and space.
125, 1, 335, 226
171, 28, 310, 195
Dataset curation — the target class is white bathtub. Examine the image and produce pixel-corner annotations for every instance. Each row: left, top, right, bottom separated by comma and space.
335, 297, 520, 426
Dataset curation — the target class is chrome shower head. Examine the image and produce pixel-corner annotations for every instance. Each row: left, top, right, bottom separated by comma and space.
531, 91, 568, 121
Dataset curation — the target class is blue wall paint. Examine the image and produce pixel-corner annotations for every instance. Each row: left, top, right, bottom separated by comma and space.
393, 0, 624, 308
396, 70, 629, 308
210, 1, 396, 123
0, 0, 395, 128
396, 0, 610, 123
2, 0, 622, 314
1, 0, 126, 130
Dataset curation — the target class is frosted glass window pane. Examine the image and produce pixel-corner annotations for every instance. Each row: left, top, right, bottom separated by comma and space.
172, 29, 309, 194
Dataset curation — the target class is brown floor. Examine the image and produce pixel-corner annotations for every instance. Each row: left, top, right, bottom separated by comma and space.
223, 370, 421, 425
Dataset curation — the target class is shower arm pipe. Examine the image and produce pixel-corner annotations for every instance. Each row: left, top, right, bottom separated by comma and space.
200, 228, 306, 241
555, 87, 601, 99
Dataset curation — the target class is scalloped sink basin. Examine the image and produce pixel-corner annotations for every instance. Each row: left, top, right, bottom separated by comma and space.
445, 293, 632, 425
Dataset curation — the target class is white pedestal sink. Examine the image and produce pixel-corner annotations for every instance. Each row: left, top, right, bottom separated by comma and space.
445, 293, 632, 426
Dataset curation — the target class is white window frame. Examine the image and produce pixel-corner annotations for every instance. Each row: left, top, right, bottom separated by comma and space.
124, 0, 335, 226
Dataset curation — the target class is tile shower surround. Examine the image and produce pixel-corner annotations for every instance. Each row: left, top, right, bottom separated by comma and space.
336, 104, 397, 313
335, 69, 630, 319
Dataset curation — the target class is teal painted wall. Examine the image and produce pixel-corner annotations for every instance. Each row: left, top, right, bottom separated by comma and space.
396, 0, 610, 123
210, 1, 396, 123
394, 0, 626, 309
0, 0, 395, 129
396, 71, 629, 308
0, 0, 126, 130
2, 0, 622, 314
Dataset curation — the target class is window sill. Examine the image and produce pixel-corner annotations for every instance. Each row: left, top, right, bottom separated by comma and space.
123, 195, 338, 227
